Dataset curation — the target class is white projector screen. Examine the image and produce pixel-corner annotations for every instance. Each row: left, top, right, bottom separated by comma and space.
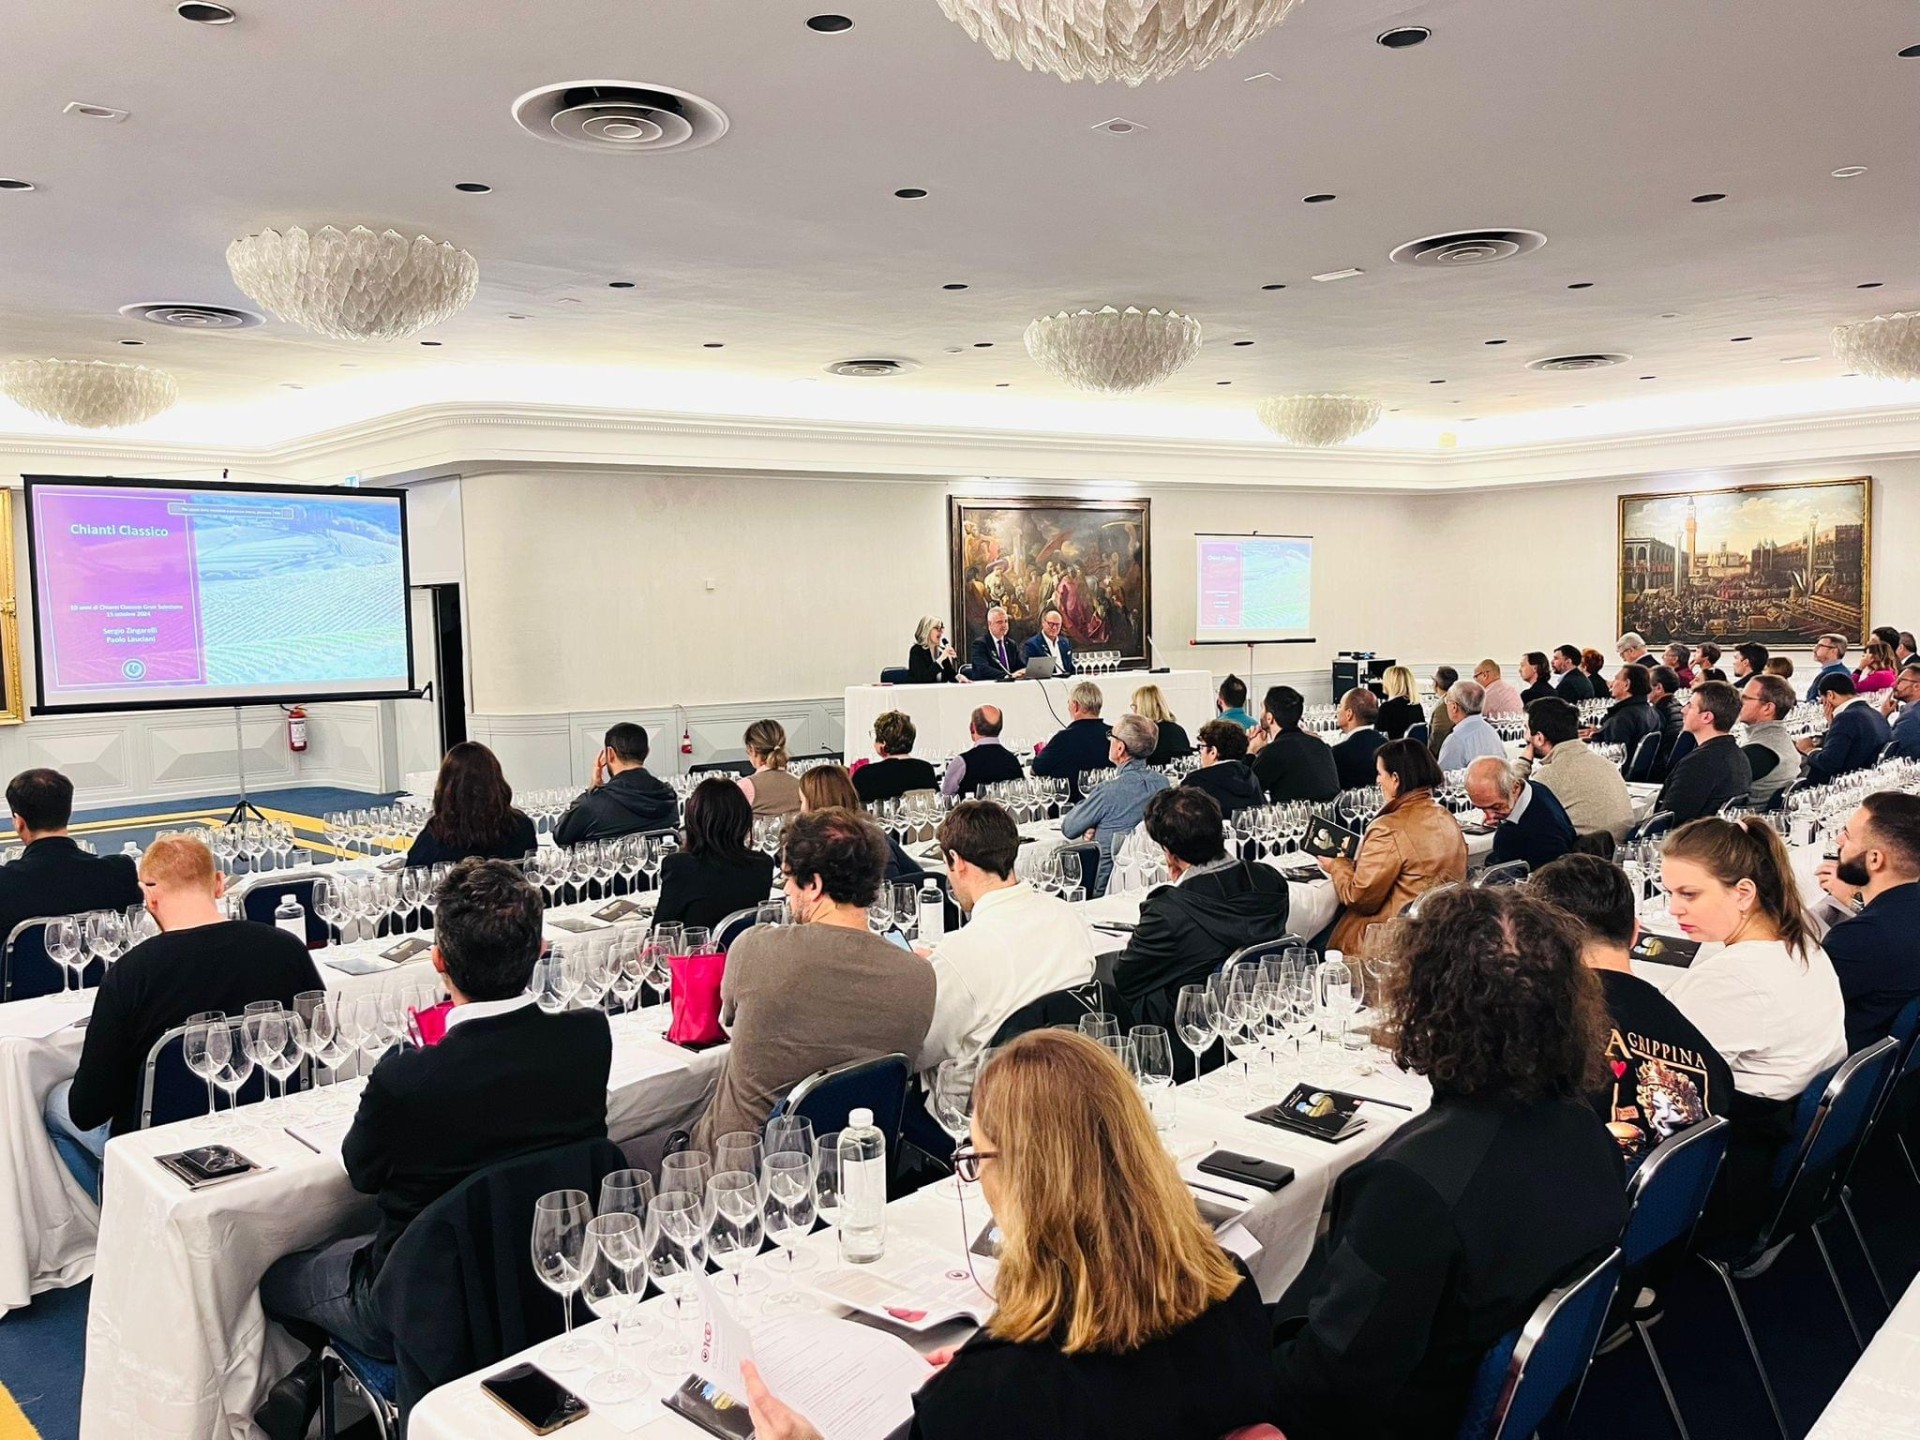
1194, 533, 1314, 643
24, 476, 414, 714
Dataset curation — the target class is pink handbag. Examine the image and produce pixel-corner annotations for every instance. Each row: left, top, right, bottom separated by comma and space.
666, 950, 728, 1048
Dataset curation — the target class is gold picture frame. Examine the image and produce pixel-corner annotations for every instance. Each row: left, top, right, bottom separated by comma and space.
0, 494, 23, 724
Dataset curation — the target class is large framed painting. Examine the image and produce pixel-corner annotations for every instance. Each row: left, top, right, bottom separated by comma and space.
1618, 477, 1871, 648
0, 495, 20, 725
949, 497, 1151, 665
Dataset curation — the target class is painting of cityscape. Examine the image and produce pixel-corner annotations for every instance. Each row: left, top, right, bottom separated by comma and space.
1618, 478, 1871, 647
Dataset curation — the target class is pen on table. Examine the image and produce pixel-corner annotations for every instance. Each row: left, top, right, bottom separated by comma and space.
285, 1128, 324, 1154
1349, 1092, 1415, 1112
1187, 1178, 1255, 1204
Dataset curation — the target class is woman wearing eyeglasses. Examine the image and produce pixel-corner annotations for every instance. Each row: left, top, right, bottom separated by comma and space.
740, 1030, 1273, 1440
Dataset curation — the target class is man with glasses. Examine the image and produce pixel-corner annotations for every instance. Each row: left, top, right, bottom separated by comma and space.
1878, 663, 1920, 761
1738, 673, 1804, 807
968, 605, 1020, 681
1806, 632, 1850, 701
1021, 608, 1077, 677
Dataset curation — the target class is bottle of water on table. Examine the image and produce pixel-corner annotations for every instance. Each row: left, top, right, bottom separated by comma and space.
838, 1107, 888, 1264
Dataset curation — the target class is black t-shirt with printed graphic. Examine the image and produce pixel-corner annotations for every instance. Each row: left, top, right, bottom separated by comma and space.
1592, 968, 1734, 1165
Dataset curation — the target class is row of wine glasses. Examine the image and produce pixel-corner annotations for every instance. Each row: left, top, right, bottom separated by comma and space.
202, 821, 301, 875
1027, 846, 1086, 901
1076, 651, 1129, 676
1172, 950, 1369, 1101
865, 883, 932, 944
977, 777, 1069, 826
321, 806, 424, 860
868, 792, 948, 845
310, 871, 442, 943
523, 836, 669, 908
44, 907, 157, 1001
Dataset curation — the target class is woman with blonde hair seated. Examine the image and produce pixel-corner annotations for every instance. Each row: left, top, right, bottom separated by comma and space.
741, 1029, 1274, 1440
907, 615, 965, 684
1130, 683, 1193, 765
1375, 665, 1423, 739
737, 718, 801, 819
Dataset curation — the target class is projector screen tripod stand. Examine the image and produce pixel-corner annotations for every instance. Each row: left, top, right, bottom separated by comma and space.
222, 705, 270, 827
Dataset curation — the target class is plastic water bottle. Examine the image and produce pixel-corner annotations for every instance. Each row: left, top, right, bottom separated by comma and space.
837, 1108, 888, 1264
273, 895, 309, 945
917, 881, 945, 943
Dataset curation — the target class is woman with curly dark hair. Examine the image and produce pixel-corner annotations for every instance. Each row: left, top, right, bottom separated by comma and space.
405, 742, 538, 867
1270, 885, 1626, 1440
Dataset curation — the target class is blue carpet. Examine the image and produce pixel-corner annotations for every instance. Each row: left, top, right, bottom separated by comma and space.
0, 1280, 88, 1440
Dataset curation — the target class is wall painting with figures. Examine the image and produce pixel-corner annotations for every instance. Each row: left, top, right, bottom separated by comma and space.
949, 498, 1151, 665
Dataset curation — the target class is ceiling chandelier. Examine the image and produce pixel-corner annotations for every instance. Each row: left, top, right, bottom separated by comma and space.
1833, 311, 1920, 383
933, 0, 1306, 85
1024, 306, 1203, 392
0, 359, 178, 429
226, 224, 478, 341
1254, 393, 1384, 447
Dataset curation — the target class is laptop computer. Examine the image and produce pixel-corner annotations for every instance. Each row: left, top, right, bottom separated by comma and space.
1024, 654, 1058, 679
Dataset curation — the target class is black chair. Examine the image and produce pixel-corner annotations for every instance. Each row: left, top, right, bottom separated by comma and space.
879, 667, 912, 685
766, 1054, 911, 1159
233, 873, 335, 947
1408, 722, 1430, 747
1475, 859, 1531, 888
990, 979, 1133, 1047
1624, 732, 1664, 783
687, 760, 754, 778
1625, 810, 1677, 846
1833, 995, 1920, 1308
138, 1022, 273, 1128
4, 917, 101, 1002
1453, 1248, 1625, 1440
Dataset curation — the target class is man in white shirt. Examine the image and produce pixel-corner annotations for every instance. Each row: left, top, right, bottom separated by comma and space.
1021, 608, 1077, 676
916, 800, 1095, 1072
1436, 679, 1508, 771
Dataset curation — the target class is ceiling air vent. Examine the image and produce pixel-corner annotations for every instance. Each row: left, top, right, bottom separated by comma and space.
825, 358, 917, 378
1389, 228, 1547, 268
1526, 353, 1631, 372
120, 302, 263, 330
512, 82, 729, 153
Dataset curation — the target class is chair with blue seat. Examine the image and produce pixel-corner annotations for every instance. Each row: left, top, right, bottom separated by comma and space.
1624, 810, 1677, 846
232, 873, 335, 947
1700, 1037, 1901, 1440
713, 906, 762, 953
765, 1053, 910, 1162
320, 1341, 400, 1440
1454, 1248, 1624, 1440
4, 916, 101, 1001
1831, 995, 1920, 1310
1624, 732, 1664, 784
1408, 722, 1430, 747
879, 667, 912, 685
1056, 840, 1102, 896
139, 1022, 272, 1127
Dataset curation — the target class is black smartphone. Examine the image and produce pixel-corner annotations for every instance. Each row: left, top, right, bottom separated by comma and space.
481, 1364, 589, 1435
1198, 1149, 1295, 1192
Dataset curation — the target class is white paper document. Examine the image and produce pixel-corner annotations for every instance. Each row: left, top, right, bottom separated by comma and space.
808, 1233, 996, 1332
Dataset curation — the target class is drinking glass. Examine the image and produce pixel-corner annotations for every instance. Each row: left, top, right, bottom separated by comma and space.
764, 1116, 815, 1166
531, 1189, 596, 1373
182, 1012, 224, 1122
647, 1190, 706, 1377
240, 1010, 283, 1099
1174, 984, 1217, 1096
1098, 1033, 1140, 1082
1130, 1025, 1176, 1129
762, 1151, 818, 1309
931, 1058, 978, 1197
266, 1013, 306, 1099
44, 916, 85, 1002
891, 883, 921, 943
211, 1020, 257, 1135
682, 926, 711, 956
1318, 957, 1355, 1063
578, 1213, 647, 1404
706, 1171, 764, 1304
660, 1150, 714, 1207
1078, 1012, 1119, 1043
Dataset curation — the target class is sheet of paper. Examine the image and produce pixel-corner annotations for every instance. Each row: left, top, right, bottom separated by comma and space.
751, 1315, 933, 1440
689, 1273, 756, 1395
809, 1233, 994, 1331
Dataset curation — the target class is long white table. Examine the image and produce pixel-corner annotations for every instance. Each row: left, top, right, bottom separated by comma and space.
845, 668, 1217, 757
1809, 1274, 1920, 1438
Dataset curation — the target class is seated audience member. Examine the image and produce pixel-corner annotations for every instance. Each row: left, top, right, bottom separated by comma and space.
1881, 663, 1920, 760
1618, 631, 1656, 668
1813, 793, 1920, 1052
1655, 681, 1752, 823
1764, 654, 1795, 682
1806, 632, 1851, 701
743, 1031, 1274, 1440
1465, 756, 1576, 872
907, 615, 964, 684
1582, 647, 1610, 683
1900, 632, 1918, 668
941, 705, 1025, 798
1330, 687, 1387, 790
1022, 608, 1077, 676
1796, 673, 1891, 784
854, 710, 940, 803
969, 605, 1021, 681
1588, 663, 1659, 750
1526, 698, 1634, 840
1269, 886, 1625, 1440
553, 722, 678, 845
1874, 623, 1904, 656
1474, 660, 1523, 717
405, 742, 537, 866
1737, 673, 1804, 808
1660, 818, 1847, 1241
1320, 740, 1468, 955
1061, 716, 1171, 893
1375, 666, 1424, 739
1853, 638, 1898, 693
1032, 682, 1115, 800
1249, 685, 1340, 803
1732, 641, 1770, 681
652, 778, 777, 931
738, 719, 803, 818
799, 765, 925, 883
1115, 789, 1288, 1078
917, 802, 1095, 1072
1435, 680, 1507, 772
1215, 673, 1256, 730
1696, 641, 1727, 683
1663, 643, 1696, 688
256, 860, 610, 1424
1425, 666, 1460, 756
1518, 652, 1555, 706
1132, 684, 1193, 765
0, 767, 141, 943
1530, 855, 1731, 1166
1182, 720, 1264, 817
1550, 644, 1597, 702
1647, 664, 1687, 773
691, 809, 935, 1151
46, 836, 322, 1200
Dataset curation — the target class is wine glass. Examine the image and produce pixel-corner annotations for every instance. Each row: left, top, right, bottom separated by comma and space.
1078, 1012, 1119, 1043
646, 1189, 706, 1377
1174, 984, 1217, 1096
1319, 957, 1355, 1064
210, 1020, 257, 1135
240, 1009, 282, 1099
578, 1213, 647, 1404
706, 1171, 765, 1304
181, 1012, 224, 1123
1130, 1025, 1176, 1129
762, 1151, 818, 1310
44, 916, 85, 1002
931, 1058, 978, 1197
265, 1013, 306, 1100
812, 1132, 844, 1251
531, 1190, 596, 1373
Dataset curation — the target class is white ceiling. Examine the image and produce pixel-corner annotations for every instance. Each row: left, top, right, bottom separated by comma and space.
0, 0, 1914, 450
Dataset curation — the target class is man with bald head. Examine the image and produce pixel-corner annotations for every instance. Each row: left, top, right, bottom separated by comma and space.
968, 606, 1021, 681
1465, 755, 1577, 872
1022, 608, 1077, 676
942, 705, 1024, 798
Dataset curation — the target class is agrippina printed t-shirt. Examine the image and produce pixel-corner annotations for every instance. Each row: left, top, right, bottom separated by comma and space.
1593, 969, 1733, 1165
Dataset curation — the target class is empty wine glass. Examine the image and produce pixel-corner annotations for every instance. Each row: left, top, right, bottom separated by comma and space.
931, 1057, 978, 1197
1174, 984, 1217, 1097
578, 1213, 648, 1404
647, 1189, 706, 1377
1131, 1025, 1176, 1129
182, 1011, 225, 1123
706, 1170, 764, 1304
1078, 1012, 1119, 1043
531, 1189, 596, 1374
44, 916, 85, 1002
762, 1151, 818, 1310
210, 1020, 257, 1135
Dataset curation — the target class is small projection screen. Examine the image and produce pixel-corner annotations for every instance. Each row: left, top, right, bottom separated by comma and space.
23, 476, 413, 714
1193, 533, 1314, 643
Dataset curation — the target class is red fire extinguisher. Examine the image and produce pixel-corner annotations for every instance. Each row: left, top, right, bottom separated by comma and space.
286, 705, 309, 753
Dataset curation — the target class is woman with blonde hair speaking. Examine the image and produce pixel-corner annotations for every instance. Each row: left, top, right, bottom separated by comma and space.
740, 1029, 1273, 1440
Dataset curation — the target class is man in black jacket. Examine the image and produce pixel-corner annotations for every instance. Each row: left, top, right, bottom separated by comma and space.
1549, 645, 1596, 702
1031, 682, 1113, 800
1249, 686, 1340, 803
1465, 757, 1576, 873
1330, 689, 1388, 791
1587, 664, 1659, 752
1646, 665, 1687, 776
1797, 674, 1893, 785
1654, 680, 1752, 823
257, 860, 611, 1433
1183, 720, 1265, 817
1814, 793, 1920, 1051
0, 768, 140, 952
1114, 788, 1288, 1079
553, 723, 678, 845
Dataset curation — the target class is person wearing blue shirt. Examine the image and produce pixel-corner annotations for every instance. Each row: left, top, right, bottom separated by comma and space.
1060, 715, 1170, 894
1436, 680, 1509, 772
1882, 664, 1920, 760
1805, 632, 1852, 702
1020, 609, 1076, 676
1215, 673, 1256, 730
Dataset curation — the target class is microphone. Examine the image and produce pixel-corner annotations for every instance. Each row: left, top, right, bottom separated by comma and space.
1146, 633, 1169, 674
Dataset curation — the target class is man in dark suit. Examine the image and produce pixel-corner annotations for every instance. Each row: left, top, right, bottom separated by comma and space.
1550, 645, 1596, 702
1882, 664, 1920, 761
553, 722, 678, 844
1815, 793, 1920, 1052
1030, 681, 1113, 800
1797, 673, 1892, 784
1330, 688, 1388, 791
1655, 680, 1752, 823
1021, 608, 1076, 676
967, 605, 1021, 681
257, 860, 611, 1432
1114, 789, 1289, 1079
1249, 686, 1340, 803
0, 768, 140, 950
1466, 757, 1576, 872
1647, 665, 1687, 777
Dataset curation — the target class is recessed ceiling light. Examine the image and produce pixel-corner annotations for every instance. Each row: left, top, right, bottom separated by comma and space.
0, 178, 33, 191
63, 101, 130, 123
1232, 340, 1254, 347
118, 339, 143, 346
1857, 281, 1884, 289
994, 382, 1010, 388
1780, 354, 1820, 364
1216, 380, 1232, 385
1730, 335, 1753, 342
454, 182, 492, 194
1377, 25, 1431, 47
1094, 117, 1146, 135
177, 1, 237, 21
703, 342, 724, 348
1831, 166, 1869, 179
806, 14, 853, 31
1303, 193, 1336, 203
942, 283, 969, 291
1659, 312, 1681, 319
1567, 281, 1593, 290
894, 188, 927, 199
1640, 375, 1657, 380
826, 357, 917, 378
420, 340, 443, 347
944, 346, 965, 355
973, 341, 993, 348
506, 313, 529, 320
340, 363, 359, 368
1690, 192, 1727, 203
280, 382, 304, 390
1311, 267, 1364, 282
608, 281, 635, 289
1429, 378, 1446, 384
1260, 283, 1286, 291
1484, 339, 1508, 346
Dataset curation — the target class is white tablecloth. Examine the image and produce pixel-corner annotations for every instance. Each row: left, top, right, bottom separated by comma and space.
0, 998, 96, 1314
1809, 1274, 1920, 1438
845, 669, 1216, 757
